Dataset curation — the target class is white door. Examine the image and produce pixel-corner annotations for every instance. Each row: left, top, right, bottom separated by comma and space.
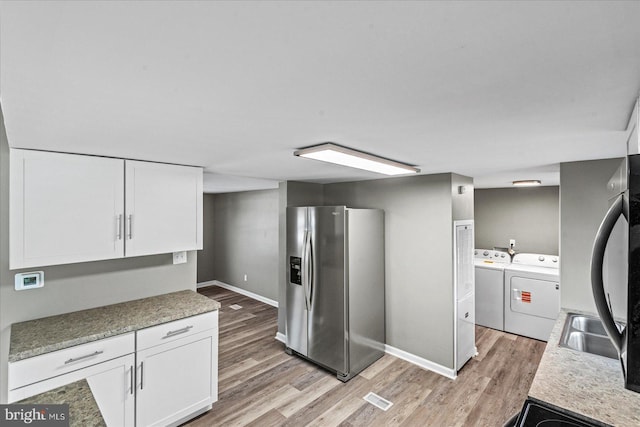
475, 267, 504, 330
10, 149, 125, 269
509, 276, 560, 320
87, 355, 135, 427
124, 160, 202, 257
456, 293, 475, 369
454, 220, 475, 371
136, 334, 215, 427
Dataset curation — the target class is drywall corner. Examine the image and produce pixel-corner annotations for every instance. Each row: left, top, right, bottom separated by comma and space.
452, 173, 474, 221
0, 105, 11, 403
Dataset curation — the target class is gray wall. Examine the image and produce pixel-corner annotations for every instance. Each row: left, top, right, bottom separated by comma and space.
452, 174, 474, 221
197, 194, 216, 282
208, 189, 279, 301
322, 173, 472, 369
201, 174, 472, 369
560, 158, 622, 312
0, 108, 197, 403
475, 186, 560, 254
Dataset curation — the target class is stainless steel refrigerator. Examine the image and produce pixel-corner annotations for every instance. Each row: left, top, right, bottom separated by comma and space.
285, 206, 385, 382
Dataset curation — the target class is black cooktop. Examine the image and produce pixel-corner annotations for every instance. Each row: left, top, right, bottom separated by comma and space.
515, 400, 608, 427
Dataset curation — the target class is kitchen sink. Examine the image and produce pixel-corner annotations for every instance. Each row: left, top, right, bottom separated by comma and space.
570, 316, 608, 335
559, 313, 622, 360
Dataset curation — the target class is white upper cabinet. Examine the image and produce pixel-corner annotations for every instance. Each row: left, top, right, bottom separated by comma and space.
10, 149, 125, 269
10, 149, 203, 269
125, 160, 203, 257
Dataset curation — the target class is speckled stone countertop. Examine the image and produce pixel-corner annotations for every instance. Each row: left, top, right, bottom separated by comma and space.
10, 290, 220, 362
529, 309, 640, 427
17, 379, 106, 427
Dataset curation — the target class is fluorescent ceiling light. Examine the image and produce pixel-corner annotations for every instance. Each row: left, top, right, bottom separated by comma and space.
512, 180, 542, 187
294, 143, 419, 176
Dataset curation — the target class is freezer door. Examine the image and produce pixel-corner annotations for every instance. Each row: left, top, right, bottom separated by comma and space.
307, 206, 347, 374
286, 207, 308, 356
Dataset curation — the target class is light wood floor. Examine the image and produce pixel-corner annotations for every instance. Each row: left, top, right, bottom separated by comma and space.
185, 286, 546, 427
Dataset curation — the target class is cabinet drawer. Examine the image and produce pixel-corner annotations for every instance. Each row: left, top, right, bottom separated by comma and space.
136, 311, 217, 351
9, 332, 135, 390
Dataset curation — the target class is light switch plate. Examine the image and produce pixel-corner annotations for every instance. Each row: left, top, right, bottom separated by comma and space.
173, 251, 187, 264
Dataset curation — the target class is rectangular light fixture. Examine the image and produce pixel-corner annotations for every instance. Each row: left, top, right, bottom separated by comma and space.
512, 180, 542, 187
294, 143, 420, 176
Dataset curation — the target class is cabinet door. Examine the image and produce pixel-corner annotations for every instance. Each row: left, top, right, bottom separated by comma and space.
136, 330, 217, 427
125, 160, 203, 257
8, 354, 135, 427
10, 149, 125, 269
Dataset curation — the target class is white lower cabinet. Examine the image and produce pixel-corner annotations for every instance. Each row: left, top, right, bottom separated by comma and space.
8, 312, 218, 427
135, 312, 219, 427
8, 334, 136, 427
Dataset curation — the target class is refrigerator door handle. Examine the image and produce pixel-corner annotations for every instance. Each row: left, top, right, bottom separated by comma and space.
302, 230, 310, 311
591, 193, 626, 354
308, 234, 314, 307
303, 230, 313, 310
301, 230, 307, 310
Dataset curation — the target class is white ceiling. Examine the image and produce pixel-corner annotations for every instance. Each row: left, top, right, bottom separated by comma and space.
1, 1, 639, 192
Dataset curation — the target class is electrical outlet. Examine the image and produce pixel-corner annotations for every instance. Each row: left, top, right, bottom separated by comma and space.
244, 274, 248, 282
509, 239, 516, 247
173, 251, 187, 264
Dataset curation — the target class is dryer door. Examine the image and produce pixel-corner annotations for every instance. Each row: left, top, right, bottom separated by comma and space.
509, 276, 560, 320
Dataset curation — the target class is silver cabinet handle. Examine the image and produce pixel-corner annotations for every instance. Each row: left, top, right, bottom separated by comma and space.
163, 325, 193, 338
64, 350, 103, 365
127, 215, 133, 239
129, 365, 134, 395
140, 361, 144, 390
116, 214, 123, 240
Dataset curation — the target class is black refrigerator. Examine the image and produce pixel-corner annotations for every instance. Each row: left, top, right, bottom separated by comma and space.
592, 154, 640, 392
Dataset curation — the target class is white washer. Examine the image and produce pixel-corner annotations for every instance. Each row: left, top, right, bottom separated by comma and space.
475, 249, 510, 330
503, 253, 560, 341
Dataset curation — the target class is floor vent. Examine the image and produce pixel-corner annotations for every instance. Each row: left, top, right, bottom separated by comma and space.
363, 392, 393, 411
229, 304, 242, 310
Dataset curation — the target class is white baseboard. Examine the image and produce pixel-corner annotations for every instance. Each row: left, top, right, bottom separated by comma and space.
274, 331, 457, 380
384, 344, 457, 379
200, 279, 455, 379
198, 280, 279, 308
196, 280, 217, 289
275, 332, 286, 344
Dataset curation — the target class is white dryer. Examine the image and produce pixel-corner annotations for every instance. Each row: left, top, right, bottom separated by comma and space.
503, 253, 560, 341
475, 249, 510, 330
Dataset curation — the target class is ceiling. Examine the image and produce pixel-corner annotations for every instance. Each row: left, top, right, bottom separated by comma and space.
1, 1, 639, 192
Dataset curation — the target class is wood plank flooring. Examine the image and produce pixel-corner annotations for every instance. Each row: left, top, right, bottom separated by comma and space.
185, 286, 546, 427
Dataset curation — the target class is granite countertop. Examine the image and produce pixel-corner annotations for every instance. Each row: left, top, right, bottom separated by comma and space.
10, 290, 220, 362
17, 379, 106, 427
529, 309, 640, 427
